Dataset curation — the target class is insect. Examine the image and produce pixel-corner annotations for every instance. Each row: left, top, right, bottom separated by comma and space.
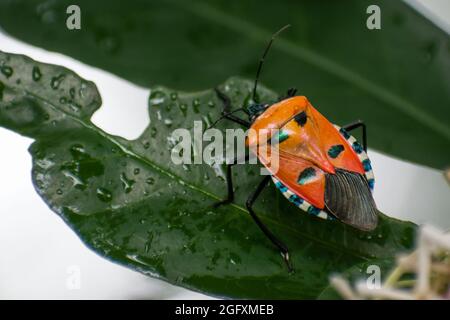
212, 25, 378, 272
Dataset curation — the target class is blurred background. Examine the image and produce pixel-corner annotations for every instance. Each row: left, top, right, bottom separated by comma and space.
0, 0, 449, 299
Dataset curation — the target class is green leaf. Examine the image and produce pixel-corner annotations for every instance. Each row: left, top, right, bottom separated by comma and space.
0, 51, 416, 299
0, 0, 449, 169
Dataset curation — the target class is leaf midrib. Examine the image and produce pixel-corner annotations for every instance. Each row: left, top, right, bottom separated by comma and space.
19, 87, 381, 262
171, 0, 450, 141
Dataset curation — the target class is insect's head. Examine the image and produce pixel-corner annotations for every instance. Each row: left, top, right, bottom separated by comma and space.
247, 103, 269, 122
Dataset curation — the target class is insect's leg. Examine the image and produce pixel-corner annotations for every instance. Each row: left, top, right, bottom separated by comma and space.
278, 87, 297, 101
286, 87, 297, 97
342, 120, 367, 152
214, 88, 250, 128
213, 153, 250, 208
215, 87, 233, 113
246, 176, 294, 273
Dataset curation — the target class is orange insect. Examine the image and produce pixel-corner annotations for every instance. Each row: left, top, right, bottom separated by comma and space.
212, 25, 377, 272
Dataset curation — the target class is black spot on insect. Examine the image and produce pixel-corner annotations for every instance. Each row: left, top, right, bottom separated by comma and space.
297, 167, 316, 185
328, 144, 345, 158
294, 111, 307, 127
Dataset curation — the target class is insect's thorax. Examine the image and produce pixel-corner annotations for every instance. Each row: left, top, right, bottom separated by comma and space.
248, 96, 365, 175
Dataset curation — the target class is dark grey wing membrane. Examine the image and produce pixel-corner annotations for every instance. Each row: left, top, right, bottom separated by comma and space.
325, 169, 378, 231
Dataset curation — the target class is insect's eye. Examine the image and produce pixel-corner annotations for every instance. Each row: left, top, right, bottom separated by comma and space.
248, 104, 268, 118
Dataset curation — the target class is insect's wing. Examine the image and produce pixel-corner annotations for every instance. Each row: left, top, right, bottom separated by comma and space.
257, 149, 326, 209
294, 102, 378, 230
325, 168, 378, 231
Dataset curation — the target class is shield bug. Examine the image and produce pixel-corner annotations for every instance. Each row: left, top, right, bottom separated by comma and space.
212, 25, 377, 272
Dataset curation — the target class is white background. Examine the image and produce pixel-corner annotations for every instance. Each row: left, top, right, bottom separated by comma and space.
0, 0, 449, 299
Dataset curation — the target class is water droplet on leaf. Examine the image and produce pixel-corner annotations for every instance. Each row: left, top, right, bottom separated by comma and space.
32, 66, 42, 81
96, 187, 113, 202
51, 74, 65, 89
69, 101, 82, 112
150, 127, 157, 138
1, 65, 13, 78
179, 103, 187, 116
149, 90, 166, 105
192, 99, 201, 113
120, 173, 135, 193
61, 144, 104, 190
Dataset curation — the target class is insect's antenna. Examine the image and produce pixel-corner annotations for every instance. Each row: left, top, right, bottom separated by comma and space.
208, 108, 246, 129
252, 24, 291, 103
